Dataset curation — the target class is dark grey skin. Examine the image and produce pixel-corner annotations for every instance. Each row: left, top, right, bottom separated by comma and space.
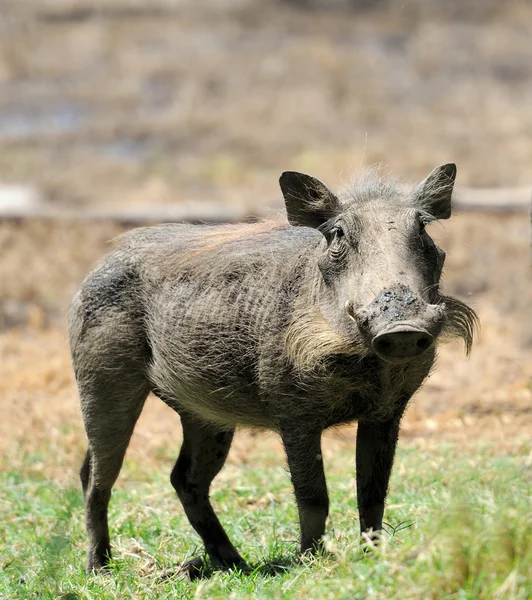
69, 164, 477, 577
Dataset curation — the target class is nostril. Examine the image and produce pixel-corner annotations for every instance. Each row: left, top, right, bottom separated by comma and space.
375, 337, 393, 354
416, 336, 431, 350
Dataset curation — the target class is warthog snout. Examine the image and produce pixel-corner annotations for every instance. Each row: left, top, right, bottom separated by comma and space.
348, 283, 445, 363
372, 326, 434, 364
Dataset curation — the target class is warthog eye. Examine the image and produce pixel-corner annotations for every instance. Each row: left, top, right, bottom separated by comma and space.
329, 226, 348, 259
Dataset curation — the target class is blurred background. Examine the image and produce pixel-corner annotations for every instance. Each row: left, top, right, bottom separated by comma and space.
0, 0, 530, 466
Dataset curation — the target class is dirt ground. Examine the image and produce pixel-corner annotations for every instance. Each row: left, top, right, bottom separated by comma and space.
0, 0, 531, 477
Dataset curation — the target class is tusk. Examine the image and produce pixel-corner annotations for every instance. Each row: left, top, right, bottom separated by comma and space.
345, 301, 357, 322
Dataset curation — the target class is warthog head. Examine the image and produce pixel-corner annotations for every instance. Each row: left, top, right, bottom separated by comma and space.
280, 164, 478, 366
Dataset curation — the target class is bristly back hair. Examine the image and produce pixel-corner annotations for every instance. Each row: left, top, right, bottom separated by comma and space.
117, 218, 290, 276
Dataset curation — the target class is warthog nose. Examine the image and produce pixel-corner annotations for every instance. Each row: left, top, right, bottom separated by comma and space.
372, 328, 434, 364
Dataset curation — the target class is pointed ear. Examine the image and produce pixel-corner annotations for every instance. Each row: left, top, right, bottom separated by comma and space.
279, 171, 340, 229
414, 163, 457, 220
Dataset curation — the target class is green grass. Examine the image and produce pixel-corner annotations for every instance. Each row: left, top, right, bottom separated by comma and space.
1, 442, 530, 599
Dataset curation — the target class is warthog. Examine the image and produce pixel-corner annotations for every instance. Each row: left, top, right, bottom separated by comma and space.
69, 164, 477, 577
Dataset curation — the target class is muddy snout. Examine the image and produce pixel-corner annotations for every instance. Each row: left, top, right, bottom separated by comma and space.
349, 284, 444, 364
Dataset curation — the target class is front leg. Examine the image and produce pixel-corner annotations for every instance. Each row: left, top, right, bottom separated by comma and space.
281, 426, 328, 555
356, 412, 404, 540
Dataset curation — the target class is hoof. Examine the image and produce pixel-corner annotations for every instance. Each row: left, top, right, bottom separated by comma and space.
159, 556, 249, 581
361, 529, 384, 553
174, 557, 206, 581
86, 563, 112, 575
298, 539, 325, 559
86, 553, 112, 575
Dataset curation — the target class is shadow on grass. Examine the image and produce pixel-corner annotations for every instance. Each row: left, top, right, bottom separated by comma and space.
251, 554, 299, 577
157, 552, 301, 581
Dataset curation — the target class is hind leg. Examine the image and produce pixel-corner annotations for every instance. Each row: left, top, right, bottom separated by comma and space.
170, 415, 245, 578
79, 378, 150, 572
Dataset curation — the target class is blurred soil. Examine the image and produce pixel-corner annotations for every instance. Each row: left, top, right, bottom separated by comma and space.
0, 0, 531, 477
1, 0, 532, 210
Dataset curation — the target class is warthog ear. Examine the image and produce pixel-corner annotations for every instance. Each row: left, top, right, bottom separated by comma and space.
279, 171, 340, 229
414, 163, 457, 220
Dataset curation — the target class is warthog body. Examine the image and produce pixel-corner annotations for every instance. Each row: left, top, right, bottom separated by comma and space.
69, 164, 477, 576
